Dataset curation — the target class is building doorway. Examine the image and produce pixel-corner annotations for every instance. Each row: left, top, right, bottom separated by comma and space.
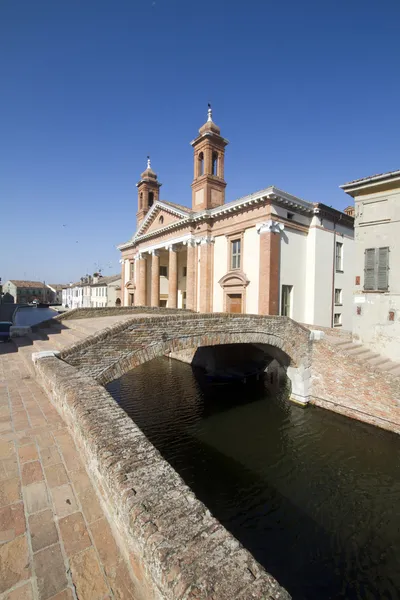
129, 293, 134, 306
226, 293, 242, 314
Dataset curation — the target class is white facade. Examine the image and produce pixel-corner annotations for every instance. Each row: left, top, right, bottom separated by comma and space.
341, 170, 400, 360
62, 275, 121, 309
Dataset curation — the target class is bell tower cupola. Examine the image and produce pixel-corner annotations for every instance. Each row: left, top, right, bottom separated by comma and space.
136, 156, 162, 230
191, 105, 228, 211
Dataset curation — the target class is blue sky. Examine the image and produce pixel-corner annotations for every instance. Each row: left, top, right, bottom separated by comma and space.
1, 0, 399, 284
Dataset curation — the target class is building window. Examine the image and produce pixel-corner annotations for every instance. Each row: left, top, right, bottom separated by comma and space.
159, 216, 164, 225
281, 285, 293, 317
334, 313, 342, 327
183, 267, 187, 277
183, 291, 187, 309
364, 247, 389, 291
335, 288, 342, 305
148, 192, 154, 207
287, 212, 294, 220
198, 152, 204, 176
129, 262, 134, 280
212, 152, 218, 176
160, 266, 168, 277
335, 242, 343, 272
231, 239, 241, 270
139, 192, 143, 210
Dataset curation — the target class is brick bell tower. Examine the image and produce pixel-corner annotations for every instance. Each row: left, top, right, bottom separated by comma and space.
136, 156, 162, 229
191, 105, 229, 211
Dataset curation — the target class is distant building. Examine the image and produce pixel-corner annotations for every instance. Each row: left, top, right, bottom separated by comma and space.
46, 284, 64, 304
341, 169, 400, 360
90, 275, 121, 307
3, 280, 47, 304
61, 275, 121, 309
118, 108, 354, 329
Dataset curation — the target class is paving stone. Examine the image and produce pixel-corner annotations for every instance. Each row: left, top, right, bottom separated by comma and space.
0, 441, 15, 460
47, 589, 74, 600
0, 502, 26, 543
90, 517, 119, 568
29, 509, 58, 552
69, 547, 109, 599
0, 478, 21, 507
24, 482, 50, 514
35, 431, 54, 449
78, 486, 103, 523
69, 469, 91, 495
40, 445, 61, 467
0, 458, 19, 481
22, 461, 44, 486
51, 484, 78, 518
58, 511, 91, 557
0, 535, 31, 593
44, 464, 68, 489
3, 581, 34, 599
18, 444, 39, 463
107, 559, 138, 599
34, 544, 68, 600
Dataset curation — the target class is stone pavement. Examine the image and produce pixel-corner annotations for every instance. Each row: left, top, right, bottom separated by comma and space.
0, 319, 141, 599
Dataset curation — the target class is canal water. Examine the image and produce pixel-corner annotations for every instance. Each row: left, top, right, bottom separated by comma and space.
14, 307, 59, 327
107, 357, 400, 600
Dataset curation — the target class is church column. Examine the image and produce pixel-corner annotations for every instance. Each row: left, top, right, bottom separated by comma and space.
186, 241, 196, 311
135, 254, 147, 306
199, 237, 214, 313
151, 251, 160, 307
168, 245, 178, 308
257, 221, 281, 315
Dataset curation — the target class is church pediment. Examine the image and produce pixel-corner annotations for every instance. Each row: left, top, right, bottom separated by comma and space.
218, 271, 250, 288
136, 201, 190, 237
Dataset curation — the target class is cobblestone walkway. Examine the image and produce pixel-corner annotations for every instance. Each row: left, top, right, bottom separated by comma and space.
0, 334, 139, 599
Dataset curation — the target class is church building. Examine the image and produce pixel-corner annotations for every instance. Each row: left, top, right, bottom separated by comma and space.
119, 108, 354, 329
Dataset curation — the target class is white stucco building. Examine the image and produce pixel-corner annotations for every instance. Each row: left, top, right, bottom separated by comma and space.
119, 108, 355, 329
341, 169, 400, 360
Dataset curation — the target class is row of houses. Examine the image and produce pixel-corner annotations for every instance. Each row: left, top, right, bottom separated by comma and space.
61, 274, 121, 309
1, 275, 121, 309
1, 281, 64, 305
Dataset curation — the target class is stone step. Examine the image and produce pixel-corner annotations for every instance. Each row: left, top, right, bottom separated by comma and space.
365, 356, 389, 367
337, 342, 360, 351
331, 338, 355, 347
345, 346, 371, 357
38, 327, 85, 350
376, 360, 398, 372
356, 352, 380, 362
386, 365, 400, 377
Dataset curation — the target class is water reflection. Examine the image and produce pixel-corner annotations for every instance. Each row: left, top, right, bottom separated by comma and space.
107, 357, 400, 600
14, 307, 58, 327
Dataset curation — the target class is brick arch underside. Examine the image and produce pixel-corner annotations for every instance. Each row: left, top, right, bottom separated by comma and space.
97, 329, 309, 386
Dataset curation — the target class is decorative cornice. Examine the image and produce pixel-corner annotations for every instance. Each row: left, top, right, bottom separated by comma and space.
256, 220, 285, 234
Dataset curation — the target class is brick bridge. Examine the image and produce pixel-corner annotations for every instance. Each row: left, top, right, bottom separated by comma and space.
60, 313, 313, 404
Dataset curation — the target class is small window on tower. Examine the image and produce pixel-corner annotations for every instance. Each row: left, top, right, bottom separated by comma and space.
212, 152, 218, 175
139, 192, 143, 210
149, 192, 154, 207
198, 152, 204, 176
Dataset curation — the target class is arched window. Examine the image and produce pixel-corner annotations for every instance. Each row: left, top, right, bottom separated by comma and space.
149, 192, 154, 207
159, 215, 164, 224
139, 192, 143, 209
212, 152, 218, 176
198, 152, 204, 176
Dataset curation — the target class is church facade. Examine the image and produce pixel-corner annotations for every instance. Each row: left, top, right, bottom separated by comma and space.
119, 108, 354, 329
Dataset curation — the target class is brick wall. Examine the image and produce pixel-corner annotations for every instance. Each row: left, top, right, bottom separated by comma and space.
55, 306, 193, 321
311, 338, 400, 434
33, 356, 290, 600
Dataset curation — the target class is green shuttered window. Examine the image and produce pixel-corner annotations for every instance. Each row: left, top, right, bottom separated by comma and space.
364, 247, 389, 291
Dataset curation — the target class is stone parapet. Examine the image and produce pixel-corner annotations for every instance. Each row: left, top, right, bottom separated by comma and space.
33, 355, 291, 600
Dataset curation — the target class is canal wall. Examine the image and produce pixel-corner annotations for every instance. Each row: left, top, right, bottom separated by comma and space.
310, 337, 400, 434
33, 353, 291, 600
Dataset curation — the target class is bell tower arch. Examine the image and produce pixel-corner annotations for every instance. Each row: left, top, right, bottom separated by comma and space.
191, 105, 228, 211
